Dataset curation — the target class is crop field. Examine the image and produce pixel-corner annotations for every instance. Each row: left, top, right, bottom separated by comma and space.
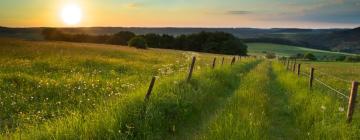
247, 43, 354, 58
0, 39, 360, 139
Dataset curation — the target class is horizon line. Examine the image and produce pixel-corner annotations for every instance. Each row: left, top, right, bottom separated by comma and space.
0, 25, 356, 30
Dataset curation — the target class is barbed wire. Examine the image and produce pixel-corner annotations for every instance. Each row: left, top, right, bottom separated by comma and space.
288, 64, 350, 100
301, 64, 353, 84
314, 79, 349, 99
300, 72, 309, 77
314, 69, 353, 83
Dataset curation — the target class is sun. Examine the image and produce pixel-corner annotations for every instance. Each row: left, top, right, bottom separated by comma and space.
61, 4, 82, 25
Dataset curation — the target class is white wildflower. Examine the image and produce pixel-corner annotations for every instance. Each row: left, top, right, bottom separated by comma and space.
338, 107, 344, 112
321, 105, 326, 110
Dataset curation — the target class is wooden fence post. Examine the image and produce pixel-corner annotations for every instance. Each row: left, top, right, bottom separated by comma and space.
286, 59, 290, 70
297, 64, 301, 77
187, 56, 196, 82
231, 57, 236, 65
212, 57, 216, 69
347, 81, 359, 123
309, 68, 315, 89
221, 57, 225, 66
144, 76, 156, 101
292, 63, 296, 73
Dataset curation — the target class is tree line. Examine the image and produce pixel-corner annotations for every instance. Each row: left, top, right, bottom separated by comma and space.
42, 28, 247, 55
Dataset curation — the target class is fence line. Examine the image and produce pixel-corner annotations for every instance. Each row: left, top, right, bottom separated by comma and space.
314, 78, 349, 99
300, 72, 309, 76
301, 65, 353, 84
299, 70, 349, 99
280, 58, 359, 123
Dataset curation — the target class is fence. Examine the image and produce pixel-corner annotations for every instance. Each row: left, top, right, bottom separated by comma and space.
279, 58, 359, 123
144, 55, 249, 101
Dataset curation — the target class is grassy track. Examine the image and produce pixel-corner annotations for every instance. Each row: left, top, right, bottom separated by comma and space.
193, 61, 360, 140
267, 65, 299, 139
195, 61, 271, 139
2, 39, 360, 139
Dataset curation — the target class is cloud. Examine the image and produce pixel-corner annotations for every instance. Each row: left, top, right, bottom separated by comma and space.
125, 3, 143, 8
226, 10, 252, 15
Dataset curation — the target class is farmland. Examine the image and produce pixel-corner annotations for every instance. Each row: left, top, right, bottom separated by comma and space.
247, 43, 354, 58
0, 39, 360, 139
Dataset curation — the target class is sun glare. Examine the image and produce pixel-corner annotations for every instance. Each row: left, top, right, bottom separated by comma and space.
61, 4, 82, 25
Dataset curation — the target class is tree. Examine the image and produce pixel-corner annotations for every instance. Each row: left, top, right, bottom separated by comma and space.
335, 55, 346, 61
107, 31, 135, 45
144, 33, 161, 48
128, 36, 148, 49
304, 53, 317, 61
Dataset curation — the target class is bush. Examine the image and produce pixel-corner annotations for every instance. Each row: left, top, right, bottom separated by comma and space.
345, 55, 360, 62
265, 52, 276, 59
128, 36, 148, 49
335, 55, 346, 61
304, 53, 317, 61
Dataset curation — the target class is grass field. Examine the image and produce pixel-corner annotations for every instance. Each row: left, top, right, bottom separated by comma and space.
1, 39, 360, 139
0, 38, 237, 133
247, 43, 355, 58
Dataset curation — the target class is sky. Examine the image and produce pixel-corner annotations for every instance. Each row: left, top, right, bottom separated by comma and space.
0, 0, 359, 28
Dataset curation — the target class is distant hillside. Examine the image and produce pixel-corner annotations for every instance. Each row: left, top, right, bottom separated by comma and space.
0, 26, 342, 40
0, 26, 359, 54
261, 27, 360, 53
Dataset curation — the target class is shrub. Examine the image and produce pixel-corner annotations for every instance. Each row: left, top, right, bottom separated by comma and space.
265, 52, 276, 59
128, 36, 148, 49
344, 55, 360, 62
304, 53, 317, 61
335, 55, 346, 61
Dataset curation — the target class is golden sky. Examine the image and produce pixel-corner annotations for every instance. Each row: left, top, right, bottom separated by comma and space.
0, 0, 359, 28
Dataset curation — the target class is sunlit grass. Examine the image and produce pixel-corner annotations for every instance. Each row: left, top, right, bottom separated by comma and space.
1, 38, 360, 139
0, 38, 240, 134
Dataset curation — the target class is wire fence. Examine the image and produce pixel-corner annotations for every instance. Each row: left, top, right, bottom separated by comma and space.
284, 60, 355, 101
298, 71, 350, 100
315, 70, 353, 83
314, 78, 349, 99
281, 59, 359, 122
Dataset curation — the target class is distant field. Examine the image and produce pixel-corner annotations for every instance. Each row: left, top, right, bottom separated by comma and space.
299, 61, 360, 96
247, 43, 354, 58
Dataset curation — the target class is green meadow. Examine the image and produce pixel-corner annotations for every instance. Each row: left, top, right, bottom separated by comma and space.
1, 39, 360, 139
247, 43, 355, 58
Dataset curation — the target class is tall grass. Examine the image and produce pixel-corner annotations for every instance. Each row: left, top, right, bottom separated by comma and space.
272, 62, 360, 139
195, 61, 271, 139
0, 38, 239, 132
6, 57, 260, 139
194, 61, 360, 139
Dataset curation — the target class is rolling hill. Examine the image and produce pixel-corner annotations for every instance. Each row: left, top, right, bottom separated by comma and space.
0, 26, 359, 54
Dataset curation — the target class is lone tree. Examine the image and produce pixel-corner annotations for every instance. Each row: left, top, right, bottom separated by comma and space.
128, 36, 148, 49
304, 53, 317, 61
